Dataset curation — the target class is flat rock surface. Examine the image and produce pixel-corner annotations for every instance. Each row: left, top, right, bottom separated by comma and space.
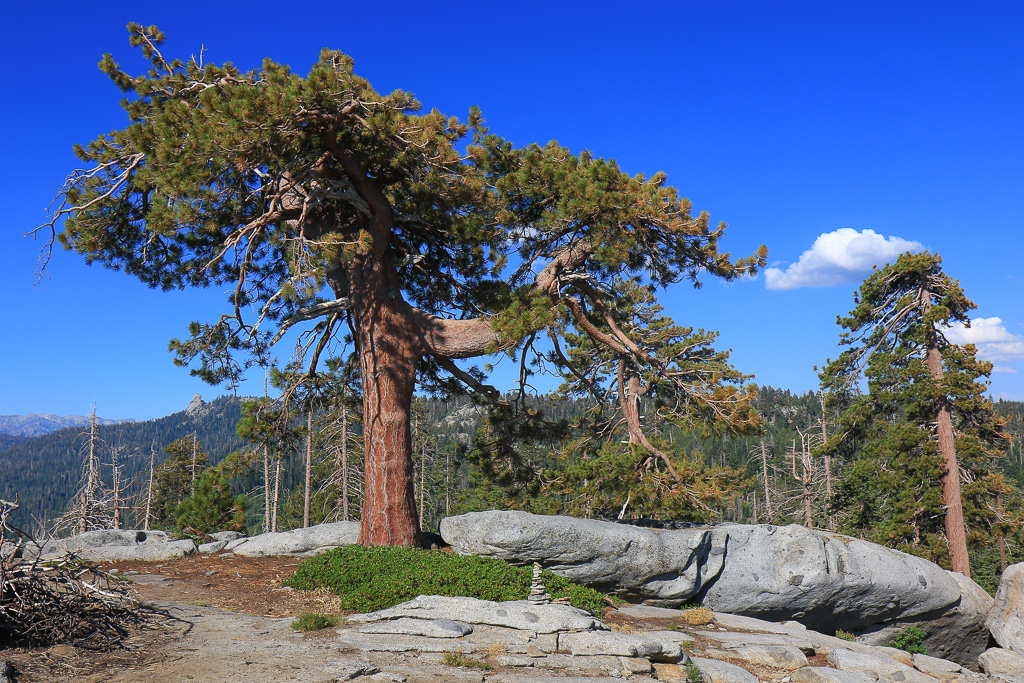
0, 552, 1009, 683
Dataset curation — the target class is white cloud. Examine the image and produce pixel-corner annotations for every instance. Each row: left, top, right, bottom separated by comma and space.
764, 228, 923, 291
993, 366, 1018, 374
945, 317, 1024, 362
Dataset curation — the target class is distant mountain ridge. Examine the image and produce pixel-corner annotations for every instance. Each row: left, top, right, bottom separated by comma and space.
0, 413, 134, 437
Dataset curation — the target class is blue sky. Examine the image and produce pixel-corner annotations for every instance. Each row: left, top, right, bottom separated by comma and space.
3, 1, 1023, 420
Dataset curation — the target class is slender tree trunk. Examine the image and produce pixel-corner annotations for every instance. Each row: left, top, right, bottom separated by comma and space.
341, 403, 349, 521
144, 446, 155, 531
819, 392, 835, 531
923, 286, 970, 576
191, 433, 198, 484
111, 447, 121, 530
760, 438, 774, 523
272, 455, 281, 532
304, 409, 313, 528
262, 445, 271, 533
80, 406, 99, 534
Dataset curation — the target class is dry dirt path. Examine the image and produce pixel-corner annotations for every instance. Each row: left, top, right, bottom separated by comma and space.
1, 554, 656, 682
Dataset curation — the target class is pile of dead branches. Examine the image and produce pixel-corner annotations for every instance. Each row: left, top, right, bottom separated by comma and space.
1, 498, 148, 650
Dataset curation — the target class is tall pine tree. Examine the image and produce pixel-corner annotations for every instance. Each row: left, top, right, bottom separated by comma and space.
821, 252, 1012, 575
39, 25, 765, 545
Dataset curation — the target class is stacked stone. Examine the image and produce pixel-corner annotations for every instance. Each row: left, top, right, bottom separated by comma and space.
528, 562, 551, 605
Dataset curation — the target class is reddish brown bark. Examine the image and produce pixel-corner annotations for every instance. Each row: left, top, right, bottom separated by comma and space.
923, 286, 970, 576
350, 254, 424, 547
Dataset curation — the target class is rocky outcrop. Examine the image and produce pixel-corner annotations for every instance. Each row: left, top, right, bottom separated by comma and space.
986, 561, 1024, 655
347, 595, 605, 634
226, 521, 359, 556
340, 599, 996, 682
25, 529, 196, 562
699, 523, 960, 632
440, 510, 728, 603
855, 570, 994, 668
440, 512, 961, 635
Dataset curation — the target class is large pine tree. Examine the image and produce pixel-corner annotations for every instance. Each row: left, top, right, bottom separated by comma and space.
821, 252, 1011, 575
38, 25, 765, 546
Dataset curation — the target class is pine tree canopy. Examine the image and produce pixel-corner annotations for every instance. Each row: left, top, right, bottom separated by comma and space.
39, 25, 767, 545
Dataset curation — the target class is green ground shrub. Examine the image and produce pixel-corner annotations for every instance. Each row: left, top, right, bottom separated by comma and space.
283, 545, 613, 616
892, 626, 928, 654
290, 612, 340, 631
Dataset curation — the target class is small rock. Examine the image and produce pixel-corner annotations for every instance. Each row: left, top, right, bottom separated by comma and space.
912, 652, 962, 676
652, 662, 693, 681
729, 644, 808, 669
791, 668, 878, 683
0, 661, 13, 683
690, 656, 758, 683
978, 647, 1024, 677
559, 630, 681, 661
358, 618, 472, 638
827, 648, 936, 683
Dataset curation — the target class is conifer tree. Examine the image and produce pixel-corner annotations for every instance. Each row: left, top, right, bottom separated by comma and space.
39, 25, 766, 545
174, 463, 246, 534
151, 435, 208, 529
821, 251, 1012, 575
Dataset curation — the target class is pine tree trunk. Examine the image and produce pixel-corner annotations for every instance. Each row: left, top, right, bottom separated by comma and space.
760, 438, 774, 523
341, 403, 349, 521
352, 256, 423, 547
304, 409, 312, 528
144, 447, 155, 531
272, 455, 281, 532
923, 285, 970, 576
262, 445, 271, 533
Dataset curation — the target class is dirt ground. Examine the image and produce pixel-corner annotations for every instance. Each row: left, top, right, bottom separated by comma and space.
0, 553, 806, 682
0, 554, 359, 682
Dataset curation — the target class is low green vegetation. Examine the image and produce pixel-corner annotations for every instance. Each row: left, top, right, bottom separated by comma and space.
835, 630, 855, 641
283, 545, 613, 615
892, 626, 928, 655
683, 660, 705, 682
441, 650, 492, 670
290, 612, 340, 632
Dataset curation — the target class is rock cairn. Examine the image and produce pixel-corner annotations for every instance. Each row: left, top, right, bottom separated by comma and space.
528, 562, 551, 605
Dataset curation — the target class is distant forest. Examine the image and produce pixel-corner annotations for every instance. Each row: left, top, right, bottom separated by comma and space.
2, 387, 1021, 547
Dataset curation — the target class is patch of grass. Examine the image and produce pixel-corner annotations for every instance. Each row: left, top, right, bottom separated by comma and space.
442, 649, 492, 670
835, 629, 856, 641
283, 545, 612, 616
892, 626, 928, 655
290, 612, 340, 632
684, 660, 705, 682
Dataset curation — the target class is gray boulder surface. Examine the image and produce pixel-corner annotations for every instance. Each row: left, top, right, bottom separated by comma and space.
440, 510, 728, 603
347, 595, 605, 634
856, 570, 994, 668
559, 630, 682, 661
700, 523, 961, 632
440, 512, 961, 634
987, 562, 1024, 655
228, 520, 359, 556
27, 529, 197, 562
357, 617, 472, 637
